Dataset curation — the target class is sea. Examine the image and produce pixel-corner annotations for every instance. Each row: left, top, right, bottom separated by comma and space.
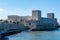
4, 29, 60, 40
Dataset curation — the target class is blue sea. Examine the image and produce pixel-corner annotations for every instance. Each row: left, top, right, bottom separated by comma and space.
5, 29, 60, 40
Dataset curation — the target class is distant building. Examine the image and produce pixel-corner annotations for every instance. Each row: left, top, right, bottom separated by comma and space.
32, 10, 41, 20
24, 10, 58, 29
7, 10, 59, 30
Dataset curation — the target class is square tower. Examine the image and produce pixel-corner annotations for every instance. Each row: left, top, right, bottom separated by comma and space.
32, 10, 41, 20
47, 13, 54, 19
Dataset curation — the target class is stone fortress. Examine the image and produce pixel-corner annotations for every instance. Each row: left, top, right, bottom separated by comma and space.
8, 10, 59, 30
0, 10, 59, 40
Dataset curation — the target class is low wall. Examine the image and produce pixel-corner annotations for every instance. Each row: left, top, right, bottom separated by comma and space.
0, 23, 26, 31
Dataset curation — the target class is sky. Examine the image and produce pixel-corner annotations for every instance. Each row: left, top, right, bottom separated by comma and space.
0, 0, 60, 23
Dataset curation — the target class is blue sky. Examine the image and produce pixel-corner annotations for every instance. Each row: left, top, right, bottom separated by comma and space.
0, 0, 60, 23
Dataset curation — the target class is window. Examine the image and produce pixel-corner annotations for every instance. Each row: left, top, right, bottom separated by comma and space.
29, 23, 31, 25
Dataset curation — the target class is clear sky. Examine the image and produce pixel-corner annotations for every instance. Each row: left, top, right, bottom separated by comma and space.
0, 0, 60, 23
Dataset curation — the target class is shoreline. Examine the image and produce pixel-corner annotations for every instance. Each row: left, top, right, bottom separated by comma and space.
30, 28, 58, 31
